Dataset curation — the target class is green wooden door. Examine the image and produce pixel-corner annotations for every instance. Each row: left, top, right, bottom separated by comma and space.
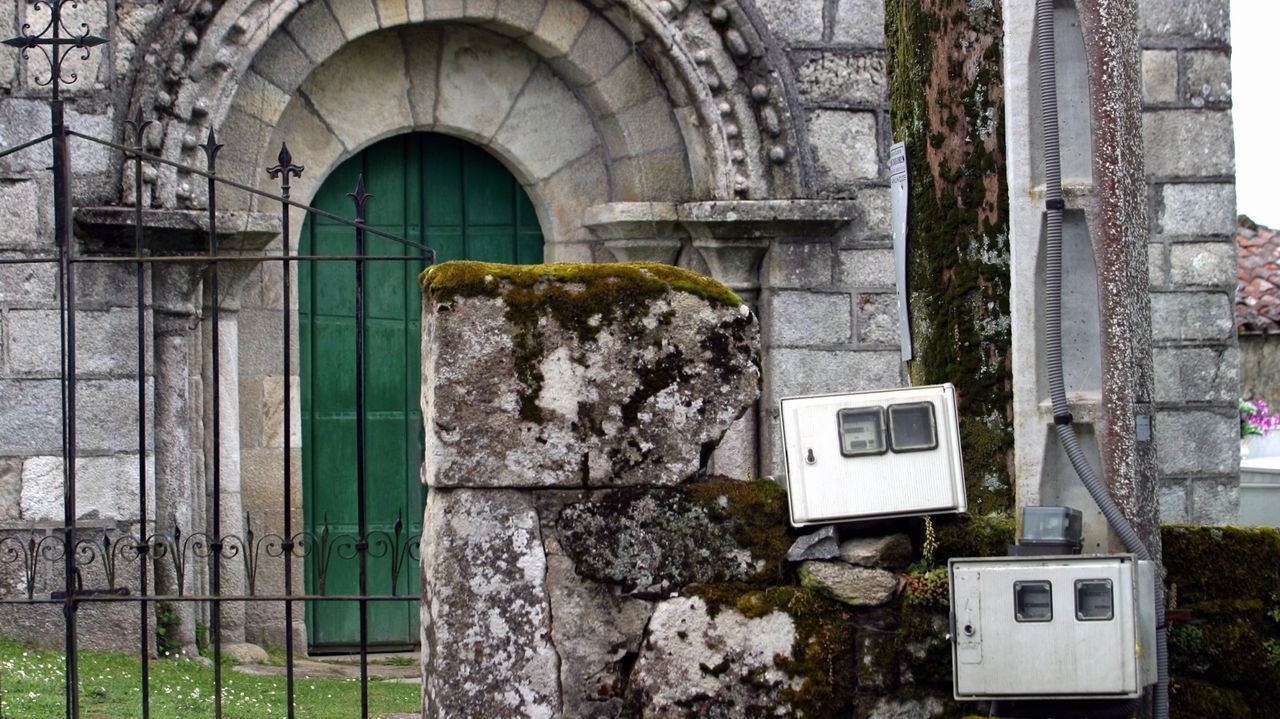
300, 133, 544, 652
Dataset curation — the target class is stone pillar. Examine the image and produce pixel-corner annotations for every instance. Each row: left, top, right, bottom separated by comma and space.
200, 262, 257, 643
418, 262, 760, 718
153, 262, 205, 655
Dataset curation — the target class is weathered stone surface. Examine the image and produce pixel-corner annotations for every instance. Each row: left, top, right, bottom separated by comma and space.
1184, 50, 1231, 107
627, 595, 800, 716
0, 180, 43, 250
753, 0, 823, 44
1169, 243, 1235, 288
0, 457, 20, 520
1156, 409, 1239, 476
1189, 477, 1239, 525
857, 293, 899, 345
839, 248, 894, 289
1159, 183, 1235, 235
767, 291, 851, 345
768, 242, 833, 288
1143, 111, 1234, 178
435, 27, 538, 142
20, 454, 154, 522
794, 52, 887, 106
1158, 479, 1189, 524
420, 488, 559, 718
7, 309, 142, 376
223, 642, 269, 665
839, 534, 912, 568
1138, 0, 1229, 44
798, 561, 898, 607
1151, 292, 1233, 341
420, 262, 760, 488
492, 64, 597, 182
765, 348, 901, 400
833, 0, 887, 47
544, 536, 653, 717
1141, 50, 1177, 104
868, 696, 945, 719
786, 525, 840, 562
302, 32, 413, 149
555, 480, 790, 596
0, 263, 58, 306
808, 110, 881, 187
1154, 346, 1238, 404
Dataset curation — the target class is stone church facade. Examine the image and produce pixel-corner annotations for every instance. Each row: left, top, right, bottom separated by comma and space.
0, 0, 1238, 653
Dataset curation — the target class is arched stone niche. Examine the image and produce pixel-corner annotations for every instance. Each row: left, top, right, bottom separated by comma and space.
134, 0, 811, 215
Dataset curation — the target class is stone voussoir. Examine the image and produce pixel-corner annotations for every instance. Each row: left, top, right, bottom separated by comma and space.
419, 261, 760, 489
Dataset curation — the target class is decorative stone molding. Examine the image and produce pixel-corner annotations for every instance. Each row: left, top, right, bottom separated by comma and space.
126, 0, 809, 210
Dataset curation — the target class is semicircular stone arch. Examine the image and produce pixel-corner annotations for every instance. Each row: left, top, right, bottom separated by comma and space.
240, 22, 687, 258
144, 0, 809, 214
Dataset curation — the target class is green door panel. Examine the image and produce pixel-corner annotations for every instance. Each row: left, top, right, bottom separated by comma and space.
299, 133, 544, 652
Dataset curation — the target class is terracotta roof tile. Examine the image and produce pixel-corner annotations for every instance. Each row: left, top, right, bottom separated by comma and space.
1237, 218, 1280, 334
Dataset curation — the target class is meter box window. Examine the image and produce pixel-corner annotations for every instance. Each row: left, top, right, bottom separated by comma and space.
949, 555, 1157, 700
780, 384, 966, 526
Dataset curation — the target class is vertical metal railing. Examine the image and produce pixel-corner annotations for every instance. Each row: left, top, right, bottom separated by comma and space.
350, 175, 373, 717
267, 143, 304, 718
0, 9, 435, 714
125, 108, 153, 719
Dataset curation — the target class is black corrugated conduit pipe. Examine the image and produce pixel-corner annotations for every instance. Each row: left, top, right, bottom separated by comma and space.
1034, 1, 1169, 717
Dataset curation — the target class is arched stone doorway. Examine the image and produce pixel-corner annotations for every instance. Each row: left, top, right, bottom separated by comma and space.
299, 131, 544, 651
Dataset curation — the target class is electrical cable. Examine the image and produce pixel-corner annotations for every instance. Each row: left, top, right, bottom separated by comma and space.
1034, 2, 1169, 717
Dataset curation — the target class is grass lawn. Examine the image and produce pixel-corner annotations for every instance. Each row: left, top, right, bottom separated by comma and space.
0, 640, 419, 718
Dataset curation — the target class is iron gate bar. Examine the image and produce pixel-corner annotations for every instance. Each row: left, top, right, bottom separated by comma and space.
350, 174, 373, 718
0, 132, 53, 159
2, 7, 435, 714
124, 107, 154, 719
267, 141, 304, 719
199, 127, 226, 719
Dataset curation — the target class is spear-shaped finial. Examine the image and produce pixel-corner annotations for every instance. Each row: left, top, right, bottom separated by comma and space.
348, 173, 373, 219
199, 127, 224, 170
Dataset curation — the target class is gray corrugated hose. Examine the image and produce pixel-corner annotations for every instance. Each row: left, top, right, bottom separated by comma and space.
1034, 1, 1169, 717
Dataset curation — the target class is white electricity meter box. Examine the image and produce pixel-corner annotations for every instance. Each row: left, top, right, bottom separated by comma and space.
779, 383, 967, 526
949, 554, 1157, 700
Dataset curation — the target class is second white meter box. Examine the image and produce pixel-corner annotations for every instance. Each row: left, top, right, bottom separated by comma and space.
779, 383, 966, 526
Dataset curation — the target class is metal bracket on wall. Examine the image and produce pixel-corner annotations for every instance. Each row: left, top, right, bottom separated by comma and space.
890, 141, 912, 362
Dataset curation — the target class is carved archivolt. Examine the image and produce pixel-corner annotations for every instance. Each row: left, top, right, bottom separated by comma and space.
126, 0, 806, 212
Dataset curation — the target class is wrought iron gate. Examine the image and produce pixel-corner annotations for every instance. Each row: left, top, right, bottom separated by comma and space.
0, 3, 431, 716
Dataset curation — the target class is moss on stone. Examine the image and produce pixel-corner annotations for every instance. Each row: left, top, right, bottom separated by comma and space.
420, 261, 744, 426
930, 514, 1015, 562
1160, 525, 1280, 717
1163, 525, 1280, 606
687, 478, 793, 580
886, 0, 1014, 513
1170, 677, 1253, 719
420, 261, 743, 314
684, 583, 858, 718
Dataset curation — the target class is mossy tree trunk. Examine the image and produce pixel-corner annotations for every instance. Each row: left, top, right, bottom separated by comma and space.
885, 0, 1012, 514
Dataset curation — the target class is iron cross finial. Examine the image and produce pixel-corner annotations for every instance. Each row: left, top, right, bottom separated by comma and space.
267, 142, 305, 194
123, 107, 152, 149
2, 0, 107, 97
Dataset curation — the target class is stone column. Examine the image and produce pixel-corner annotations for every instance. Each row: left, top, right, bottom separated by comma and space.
200, 262, 257, 643
153, 262, 205, 655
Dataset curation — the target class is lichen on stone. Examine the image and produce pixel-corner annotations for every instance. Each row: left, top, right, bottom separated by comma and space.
555, 479, 790, 596
886, 0, 1014, 513
681, 584, 859, 718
